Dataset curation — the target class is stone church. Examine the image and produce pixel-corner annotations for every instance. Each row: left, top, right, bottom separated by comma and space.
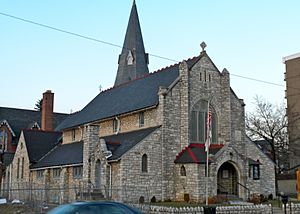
4, 1, 275, 203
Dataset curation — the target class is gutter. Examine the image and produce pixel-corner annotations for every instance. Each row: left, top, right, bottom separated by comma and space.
30, 163, 83, 171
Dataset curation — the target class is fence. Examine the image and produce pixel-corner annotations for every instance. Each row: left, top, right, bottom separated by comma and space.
2, 182, 298, 214
0, 181, 152, 211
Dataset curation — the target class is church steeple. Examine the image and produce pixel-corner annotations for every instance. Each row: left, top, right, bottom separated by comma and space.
114, 0, 149, 86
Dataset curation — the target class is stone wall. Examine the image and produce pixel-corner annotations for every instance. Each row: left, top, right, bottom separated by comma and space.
246, 138, 276, 196
119, 128, 163, 203
174, 164, 207, 202
83, 125, 99, 182
189, 55, 232, 146
99, 108, 159, 137
63, 127, 83, 144
10, 132, 31, 186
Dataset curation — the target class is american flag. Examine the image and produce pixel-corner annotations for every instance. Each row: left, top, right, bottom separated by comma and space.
205, 103, 212, 152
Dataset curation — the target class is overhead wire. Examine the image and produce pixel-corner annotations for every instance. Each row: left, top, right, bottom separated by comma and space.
1, 11, 300, 92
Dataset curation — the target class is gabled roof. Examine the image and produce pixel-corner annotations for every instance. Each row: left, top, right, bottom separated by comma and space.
0, 107, 68, 138
246, 136, 275, 164
23, 129, 62, 163
174, 143, 224, 164
103, 126, 160, 161
31, 127, 159, 168
114, 0, 149, 86
56, 56, 201, 131
30, 141, 83, 169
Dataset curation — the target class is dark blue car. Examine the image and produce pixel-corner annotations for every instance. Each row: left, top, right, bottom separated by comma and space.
47, 201, 143, 214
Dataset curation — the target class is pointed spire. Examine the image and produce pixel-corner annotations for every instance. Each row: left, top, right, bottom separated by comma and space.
114, 1, 149, 86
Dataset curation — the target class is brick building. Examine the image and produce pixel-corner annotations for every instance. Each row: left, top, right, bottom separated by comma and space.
283, 53, 300, 171
3, 1, 275, 203
0, 90, 68, 193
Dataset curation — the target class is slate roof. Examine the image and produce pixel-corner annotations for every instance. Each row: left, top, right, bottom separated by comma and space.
56, 56, 201, 131
31, 127, 159, 168
174, 143, 224, 164
253, 139, 274, 160
114, 0, 149, 86
0, 107, 68, 139
23, 129, 62, 163
31, 141, 83, 169
103, 126, 160, 161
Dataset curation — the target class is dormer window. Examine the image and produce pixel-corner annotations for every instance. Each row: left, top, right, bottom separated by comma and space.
31, 122, 40, 130
127, 50, 134, 65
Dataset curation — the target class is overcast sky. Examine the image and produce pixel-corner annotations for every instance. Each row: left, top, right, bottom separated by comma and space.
1, 1, 299, 113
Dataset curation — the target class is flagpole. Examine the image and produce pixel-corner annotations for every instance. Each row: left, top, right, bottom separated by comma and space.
205, 100, 210, 206
206, 138, 209, 205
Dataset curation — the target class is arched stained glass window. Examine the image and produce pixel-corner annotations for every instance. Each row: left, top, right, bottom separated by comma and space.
191, 100, 217, 143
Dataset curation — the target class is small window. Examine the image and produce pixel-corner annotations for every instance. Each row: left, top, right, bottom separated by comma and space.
142, 154, 148, 173
139, 112, 145, 127
113, 118, 120, 133
37, 170, 44, 179
253, 165, 260, 180
53, 168, 61, 178
180, 165, 186, 176
72, 129, 76, 141
73, 166, 83, 179
200, 72, 202, 81
21, 157, 24, 178
17, 158, 20, 179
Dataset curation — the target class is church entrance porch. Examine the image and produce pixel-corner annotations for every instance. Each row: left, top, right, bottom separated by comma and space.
217, 162, 238, 197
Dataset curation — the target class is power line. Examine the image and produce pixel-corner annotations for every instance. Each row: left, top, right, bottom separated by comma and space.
230, 73, 284, 87
1, 11, 297, 91
0, 12, 178, 63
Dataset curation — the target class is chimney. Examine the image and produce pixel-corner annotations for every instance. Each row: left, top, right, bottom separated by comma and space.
41, 90, 54, 131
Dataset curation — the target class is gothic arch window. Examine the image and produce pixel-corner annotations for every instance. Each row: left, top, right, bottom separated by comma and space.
191, 100, 217, 143
142, 154, 148, 173
180, 165, 186, 176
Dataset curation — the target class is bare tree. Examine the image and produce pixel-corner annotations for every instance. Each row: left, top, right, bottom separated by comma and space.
34, 99, 43, 111
246, 95, 288, 194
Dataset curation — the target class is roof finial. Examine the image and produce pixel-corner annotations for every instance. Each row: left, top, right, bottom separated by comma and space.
200, 41, 207, 53
133, 0, 136, 6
